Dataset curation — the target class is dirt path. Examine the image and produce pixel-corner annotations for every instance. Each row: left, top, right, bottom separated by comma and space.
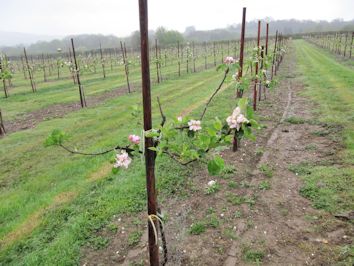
80, 45, 353, 265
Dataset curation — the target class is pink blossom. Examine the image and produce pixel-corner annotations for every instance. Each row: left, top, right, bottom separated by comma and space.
236, 114, 249, 124
128, 134, 140, 145
177, 116, 183, 122
224, 56, 235, 64
114, 150, 132, 169
188, 120, 202, 131
226, 116, 238, 129
232, 107, 241, 117
226, 107, 249, 131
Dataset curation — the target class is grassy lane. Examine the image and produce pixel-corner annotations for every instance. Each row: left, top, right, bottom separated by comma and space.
294, 40, 354, 213
0, 66, 237, 264
0, 54, 221, 120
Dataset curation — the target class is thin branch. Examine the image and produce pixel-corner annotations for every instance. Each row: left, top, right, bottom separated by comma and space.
163, 150, 198, 166
58, 143, 140, 156
199, 67, 229, 121
174, 125, 189, 130
157, 96, 166, 127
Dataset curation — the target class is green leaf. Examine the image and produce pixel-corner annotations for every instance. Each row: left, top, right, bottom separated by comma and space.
207, 155, 225, 176
144, 130, 160, 138
44, 129, 66, 146
207, 127, 217, 137
112, 167, 119, 174
216, 64, 227, 71
213, 118, 222, 131
223, 135, 233, 144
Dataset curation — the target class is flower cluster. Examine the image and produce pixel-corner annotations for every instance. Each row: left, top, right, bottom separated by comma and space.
224, 56, 236, 64
114, 150, 132, 169
128, 134, 140, 145
188, 120, 202, 131
208, 180, 216, 187
226, 107, 249, 131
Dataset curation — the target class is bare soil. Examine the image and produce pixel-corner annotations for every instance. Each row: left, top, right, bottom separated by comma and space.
80, 48, 353, 265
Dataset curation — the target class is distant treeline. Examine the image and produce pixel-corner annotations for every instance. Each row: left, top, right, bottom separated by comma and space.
1, 18, 353, 56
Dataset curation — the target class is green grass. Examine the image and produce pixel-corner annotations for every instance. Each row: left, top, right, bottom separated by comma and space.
294, 40, 354, 214
285, 116, 306, 124
242, 246, 265, 264
189, 222, 206, 235
0, 53, 225, 120
259, 164, 273, 178
0, 61, 240, 264
128, 231, 143, 247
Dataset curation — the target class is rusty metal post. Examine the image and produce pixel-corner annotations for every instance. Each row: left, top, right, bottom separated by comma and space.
24, 48, 37, 93
260, 45, 265, 100
155, 39, 160, 83
138, 0, 159, 265
271, 30, 278, 80
177, 41, 181, 76
350, 32, 354, 58
192, 41, 196, 73
236, 7, 246, 99
0, 57, 9, 98
41, 53, 47, 82
204, 41, 207, 70
68, 47, 77, 84
265, 23, 269, 55
213, 42, 216, 66
71, 38, 86, 108
99, 43, 106, 79
233, 7, 246, 152
120, 41, 131, 93
253, 20, 261, 111
0, 109, 5, 136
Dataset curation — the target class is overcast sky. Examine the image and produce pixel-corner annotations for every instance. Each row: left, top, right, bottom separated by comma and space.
1, 0, 353, 37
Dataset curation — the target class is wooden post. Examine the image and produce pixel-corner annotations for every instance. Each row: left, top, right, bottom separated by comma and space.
24, 48, 37, 93
221, 42, 224, 63
192, 41, 196, 73
41, 54, 47, 82
253, 20, 261, 111
120, 41, 131, 93
236, 7, 246, 99
155, 39, 160, 83
71, 38, 86, 108
260, 45, 265, 101
233, 7, 246, 152
0, 57, 9, 98
204, 42, 207, 70
0, 109, 6, 136
271, 30, 278, 80
338, 33, 342, 55
177, 41, 181, 77
99, 43, 106, 79
349, 32, 354, 58
46, 54, 52, 76
213, 42, 216, 66
109, 49, 114, 71
138, 0, 159, 265
265, 23, 269, 55
68, 47, 77, 84
158, 43, 162, 80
